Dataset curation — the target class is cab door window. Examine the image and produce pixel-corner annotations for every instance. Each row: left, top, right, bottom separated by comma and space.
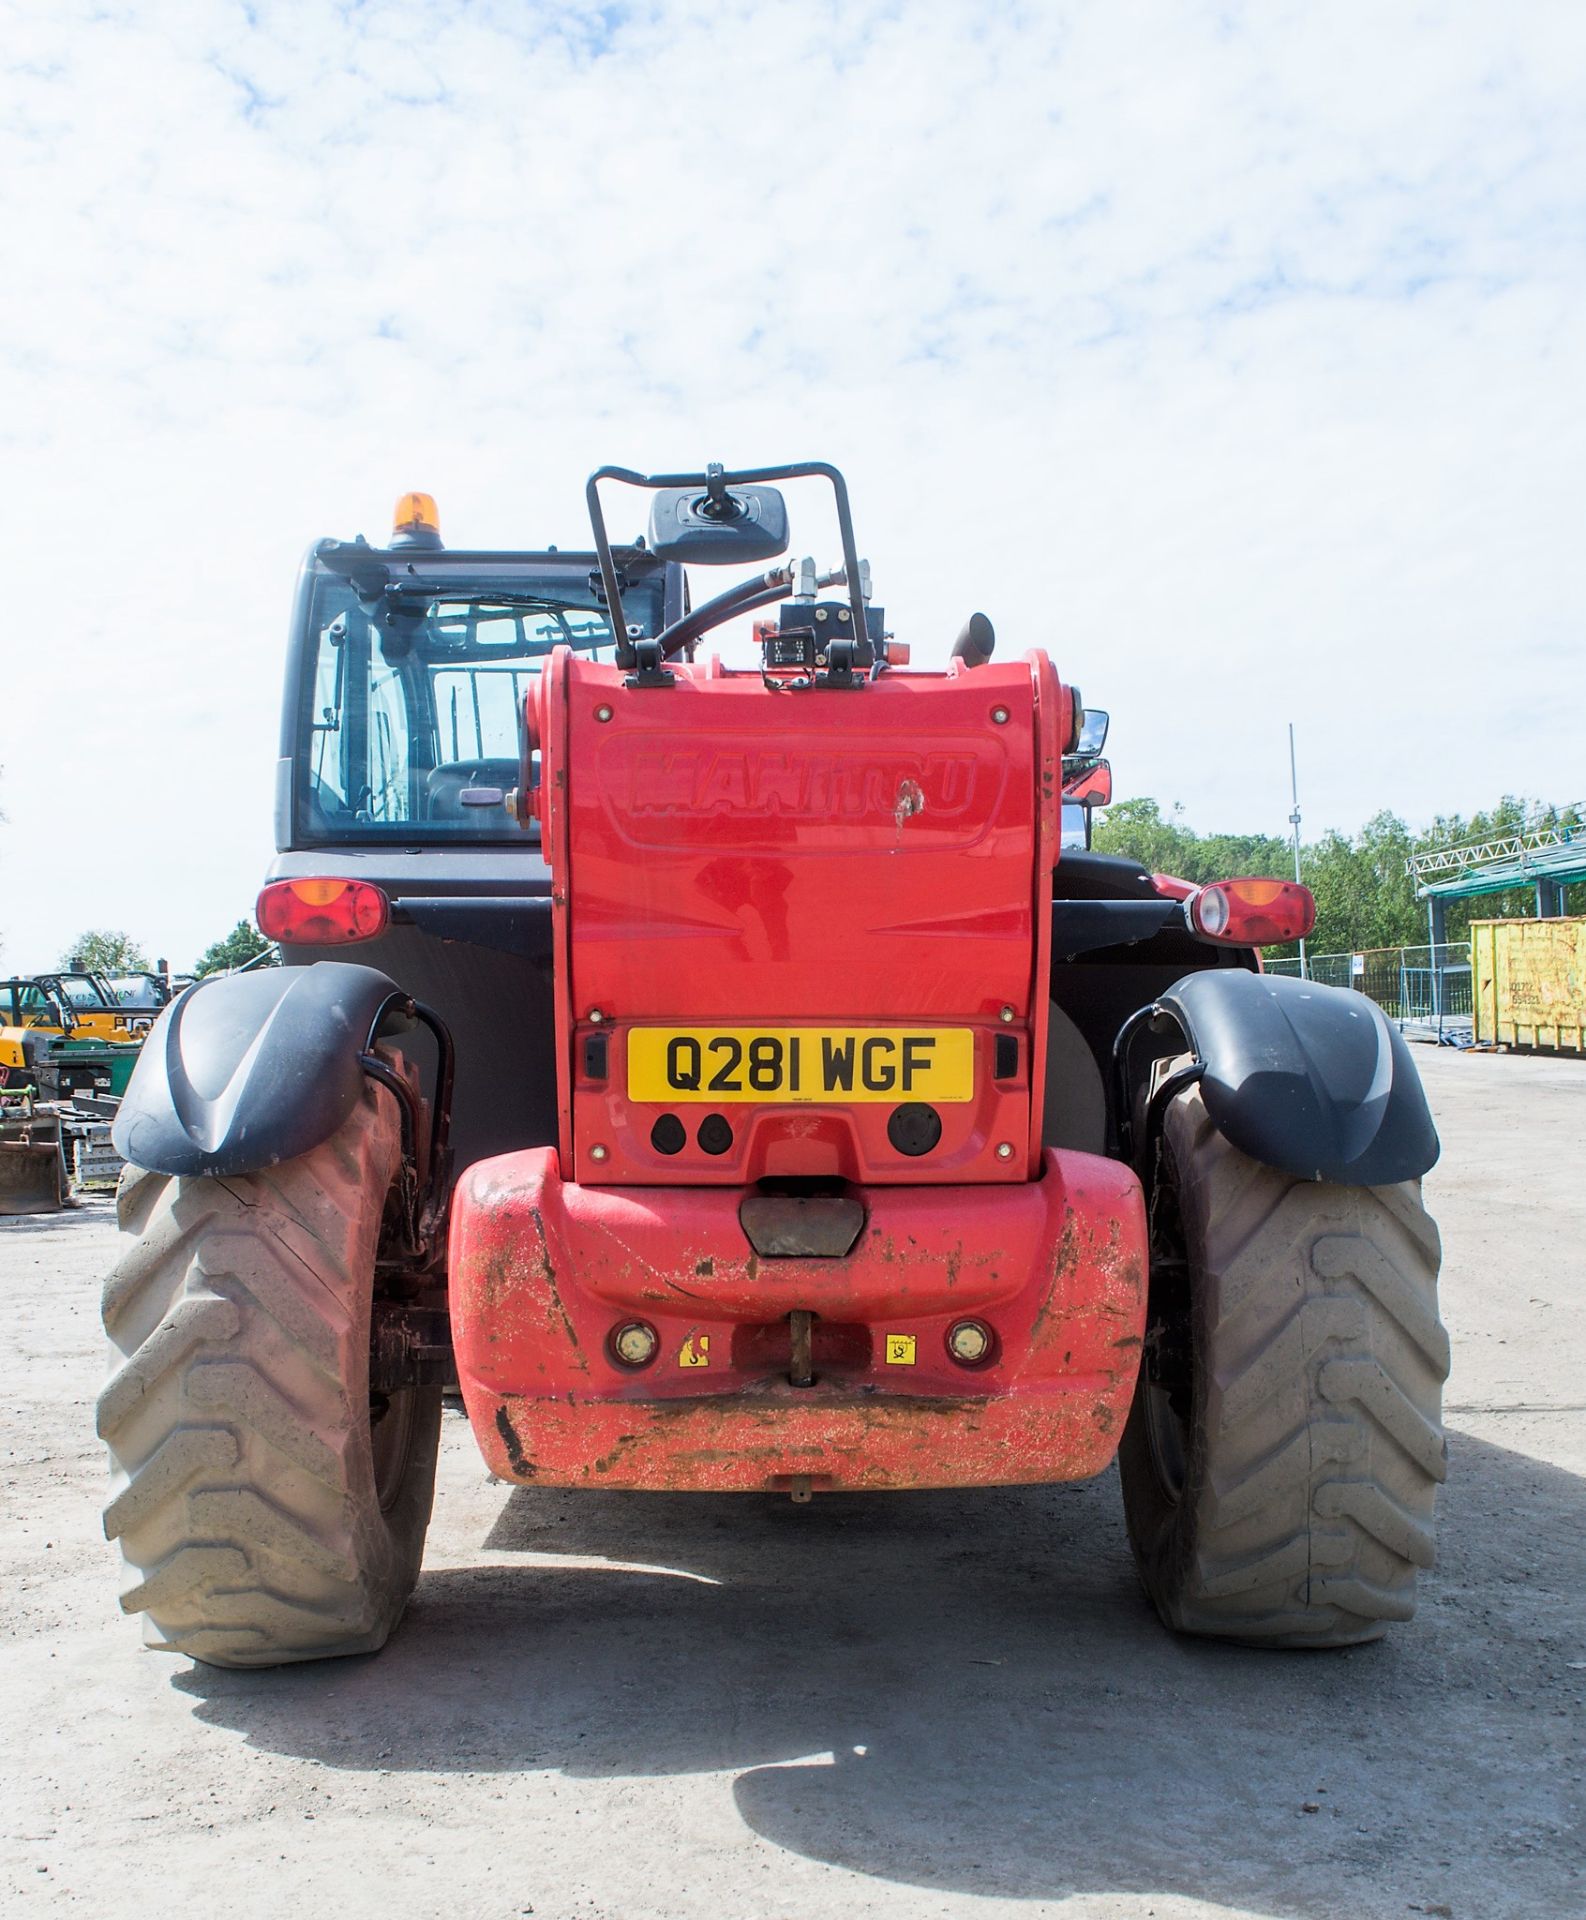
365, 662, 413, 824
292, 576, 652, 842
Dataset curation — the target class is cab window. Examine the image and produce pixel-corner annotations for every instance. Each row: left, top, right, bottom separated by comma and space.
294, 578, 642, 843
20, 986, 56, 1025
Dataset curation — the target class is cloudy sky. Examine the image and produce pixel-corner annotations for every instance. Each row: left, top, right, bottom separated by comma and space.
2, 1, 1583, 968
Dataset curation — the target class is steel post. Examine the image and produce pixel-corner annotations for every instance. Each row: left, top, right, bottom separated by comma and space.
1288, 723, 1307, 980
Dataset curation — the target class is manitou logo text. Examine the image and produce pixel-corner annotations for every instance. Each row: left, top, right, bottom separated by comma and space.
625, 749, 985, 822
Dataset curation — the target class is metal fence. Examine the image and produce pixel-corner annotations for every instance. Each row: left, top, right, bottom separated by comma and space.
1264, 944, 1472, 1035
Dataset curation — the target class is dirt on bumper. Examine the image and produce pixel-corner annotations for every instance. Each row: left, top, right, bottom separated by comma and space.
449, 1148, 1146, 1493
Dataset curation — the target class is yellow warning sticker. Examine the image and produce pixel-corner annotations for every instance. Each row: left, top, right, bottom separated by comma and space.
884, 1334, 917, 1366
679, 1333, 711, 1369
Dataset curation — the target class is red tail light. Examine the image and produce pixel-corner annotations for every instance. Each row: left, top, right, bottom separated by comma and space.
257, 878, 390, 945
1188, 877, 1315, 947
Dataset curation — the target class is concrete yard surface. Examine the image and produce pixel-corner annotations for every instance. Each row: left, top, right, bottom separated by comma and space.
2, 1048, 1582, 1918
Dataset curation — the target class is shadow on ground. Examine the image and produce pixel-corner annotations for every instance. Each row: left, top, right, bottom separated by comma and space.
177, 1428, 1583, 1917
0, 1199, 115, 1238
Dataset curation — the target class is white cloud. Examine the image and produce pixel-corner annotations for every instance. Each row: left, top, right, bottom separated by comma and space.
1, 0, 1583, 963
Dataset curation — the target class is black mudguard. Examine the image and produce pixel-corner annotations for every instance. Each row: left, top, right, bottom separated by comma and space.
1150, 968, 1439, 1185
113, 962, 410, 1178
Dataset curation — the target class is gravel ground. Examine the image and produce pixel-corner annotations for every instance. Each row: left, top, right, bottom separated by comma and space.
2, 1048, 1582, 1919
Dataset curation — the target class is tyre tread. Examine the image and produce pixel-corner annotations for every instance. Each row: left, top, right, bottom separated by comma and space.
1120, 1085, 1447, 1648
97, 1066, 440, 1668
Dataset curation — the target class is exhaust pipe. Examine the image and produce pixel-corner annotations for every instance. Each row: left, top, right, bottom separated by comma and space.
951, 612, 995, 668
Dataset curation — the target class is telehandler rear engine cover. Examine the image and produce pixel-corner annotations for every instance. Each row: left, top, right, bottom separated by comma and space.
533, 649, 1068, 1187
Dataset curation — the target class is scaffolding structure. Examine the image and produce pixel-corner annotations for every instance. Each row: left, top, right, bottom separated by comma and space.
1403, 810, 1585, 1028
1409, 813, 1586, 925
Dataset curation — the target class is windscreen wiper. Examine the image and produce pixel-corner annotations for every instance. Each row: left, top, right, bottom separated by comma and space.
379, 586, 619, 655
383, 586, 598, 613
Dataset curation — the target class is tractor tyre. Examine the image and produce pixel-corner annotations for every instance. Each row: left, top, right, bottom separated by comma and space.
97, 1064, 442, 1668
1118, 1083, 1448, 1648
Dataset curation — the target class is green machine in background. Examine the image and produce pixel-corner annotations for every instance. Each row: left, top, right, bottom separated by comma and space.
0, 977, 143, 1099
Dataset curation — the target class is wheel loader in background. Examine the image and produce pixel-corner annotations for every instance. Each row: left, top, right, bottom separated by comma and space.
101, 465, 1448, 1669
41, 970, 165, 1045
1, 977, 140, 1098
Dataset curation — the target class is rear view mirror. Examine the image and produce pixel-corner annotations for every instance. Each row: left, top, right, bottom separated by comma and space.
1076, 708, 1109, 757
1068, 761, 1112, 808
647, 481, 789, 564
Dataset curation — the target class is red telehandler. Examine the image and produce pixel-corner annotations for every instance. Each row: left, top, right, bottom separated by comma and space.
100, 464, 1447, 1667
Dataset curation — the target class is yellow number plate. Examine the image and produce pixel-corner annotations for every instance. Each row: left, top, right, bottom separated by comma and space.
627, 1027, 974, 1104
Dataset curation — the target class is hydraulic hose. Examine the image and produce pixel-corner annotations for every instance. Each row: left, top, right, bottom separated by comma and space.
654, 564, 852, 658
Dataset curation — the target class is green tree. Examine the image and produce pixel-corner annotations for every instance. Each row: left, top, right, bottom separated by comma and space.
195, 921, 277, 976
1092, 798, 1200, 875
1094, 797, 1290, 889
1092, 793, 1582, 960
58, 928, 151, 973
1301, 811, 1420, 954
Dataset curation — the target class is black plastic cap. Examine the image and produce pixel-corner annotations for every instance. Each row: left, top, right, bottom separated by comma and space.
887, 1103, 942, 1156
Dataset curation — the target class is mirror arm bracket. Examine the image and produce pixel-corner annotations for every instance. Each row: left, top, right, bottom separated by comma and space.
586, 462, 867, 674
622, 638, 676, 689
702, 461, 736, 519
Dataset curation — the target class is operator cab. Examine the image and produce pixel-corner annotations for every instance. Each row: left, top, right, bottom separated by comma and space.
272, 498, 682, 1172
1, 978, 75, 1032
280, 495, 680, 851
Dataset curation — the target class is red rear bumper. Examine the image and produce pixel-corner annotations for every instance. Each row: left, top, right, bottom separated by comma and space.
449, 1148, 1146, 1493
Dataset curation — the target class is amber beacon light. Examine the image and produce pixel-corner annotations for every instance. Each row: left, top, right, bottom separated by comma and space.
390, 491, 443, 549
